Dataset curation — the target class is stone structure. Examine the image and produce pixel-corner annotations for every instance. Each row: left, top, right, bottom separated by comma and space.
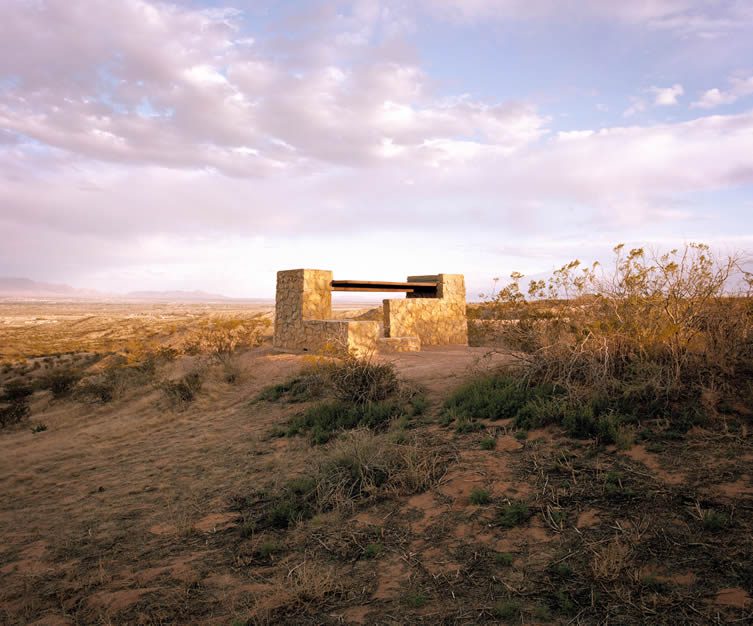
273, 269, 468, 355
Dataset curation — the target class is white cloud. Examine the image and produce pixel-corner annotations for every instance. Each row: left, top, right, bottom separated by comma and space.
1, 0, 752, 294
692, 75, 753, 109
623, 97, 647, 117
650, 84, 684, 106
0, 1, 548, 177
423, 0, 753, 37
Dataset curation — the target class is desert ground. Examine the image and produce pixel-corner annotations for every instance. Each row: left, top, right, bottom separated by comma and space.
1, 301, 752, 625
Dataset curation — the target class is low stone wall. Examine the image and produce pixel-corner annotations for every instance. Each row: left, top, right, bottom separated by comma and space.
383, 274, 468, 346
299, 320, 380, 356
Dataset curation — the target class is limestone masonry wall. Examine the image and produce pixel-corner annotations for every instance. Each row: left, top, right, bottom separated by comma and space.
383, 274, 468, 346
274, 269, 333, 350
274, 269, 468, 355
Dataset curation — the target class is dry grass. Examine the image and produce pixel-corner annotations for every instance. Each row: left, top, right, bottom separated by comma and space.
1, 299, 752, 624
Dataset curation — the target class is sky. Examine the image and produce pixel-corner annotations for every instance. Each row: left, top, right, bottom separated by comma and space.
1, 0, 753, 299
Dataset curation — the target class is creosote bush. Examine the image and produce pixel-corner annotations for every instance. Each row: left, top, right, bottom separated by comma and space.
76, 361, 154, 403
40, 368, 82, 398
454, 243, 753, 440
0, 381, 33, 428
160, 370, 204, 409
191, 316, 270, 364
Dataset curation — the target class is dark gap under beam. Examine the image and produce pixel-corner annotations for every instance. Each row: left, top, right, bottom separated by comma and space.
330, 280, 438, 294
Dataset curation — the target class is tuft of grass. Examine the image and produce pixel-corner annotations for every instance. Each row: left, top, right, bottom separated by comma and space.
30, 423, 47, 433
278, 357, 424, 444
403, 591, 428, 609
258, 369, 326, 403
326, 355, 399, 405
235, 430, 445, 530
256, 540, 281, 559
493, 599, 521, 621
497, 501, 531, 528
701, 509, 729, 532
363, 542, 383, 559
454, 414, 485, 434
550, 561, 574, 578
479, 436, 496, 450
286, 399, 406, 444
495, 552, 514, 567
469, 486, 492, 505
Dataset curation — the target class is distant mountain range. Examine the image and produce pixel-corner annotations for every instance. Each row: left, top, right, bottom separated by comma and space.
0, 277, 260, 302
0, 277, 102, 298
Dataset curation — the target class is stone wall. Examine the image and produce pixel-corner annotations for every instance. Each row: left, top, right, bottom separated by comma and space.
383, 274, 468, 346
274, 269, 468, 355
274, 269, 333, 350
300, 320, 381, 356
274, 269, 380, 356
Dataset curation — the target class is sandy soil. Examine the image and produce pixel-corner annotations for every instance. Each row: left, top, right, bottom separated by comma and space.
0, 345, 507, 624
1, 305, 752, 624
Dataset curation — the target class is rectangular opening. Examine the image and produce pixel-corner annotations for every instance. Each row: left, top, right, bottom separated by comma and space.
330, 279, 438, 296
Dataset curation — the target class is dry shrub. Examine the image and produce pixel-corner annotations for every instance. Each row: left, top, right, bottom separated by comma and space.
160, 369, 204, 409
0, 381, 33, 427
190, 316, 270, 364
590, 537, 632, 582
487, 243, 753, 428
248, 561, 342, 623
259, 355, 401, 406
315, 429, 443, 507
75, 360, 156, 403
238, 430, 445, 530
323, 353, 399, 405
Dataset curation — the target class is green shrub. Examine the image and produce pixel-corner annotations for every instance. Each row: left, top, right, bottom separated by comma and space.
258, 369, 326, 403
403, 591, 428, 609
443, 374, 534, 421
493, 599, 521, 621
495, 552, 514, 566
469, 487, 492, 505
363, 542, 383, 559
480, 436, 496, 450
497, 501, 531, 528
287, 399, 405, 444
701, 510, 729, 532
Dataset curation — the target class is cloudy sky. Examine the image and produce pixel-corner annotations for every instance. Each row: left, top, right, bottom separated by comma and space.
2, 0, 752, 298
